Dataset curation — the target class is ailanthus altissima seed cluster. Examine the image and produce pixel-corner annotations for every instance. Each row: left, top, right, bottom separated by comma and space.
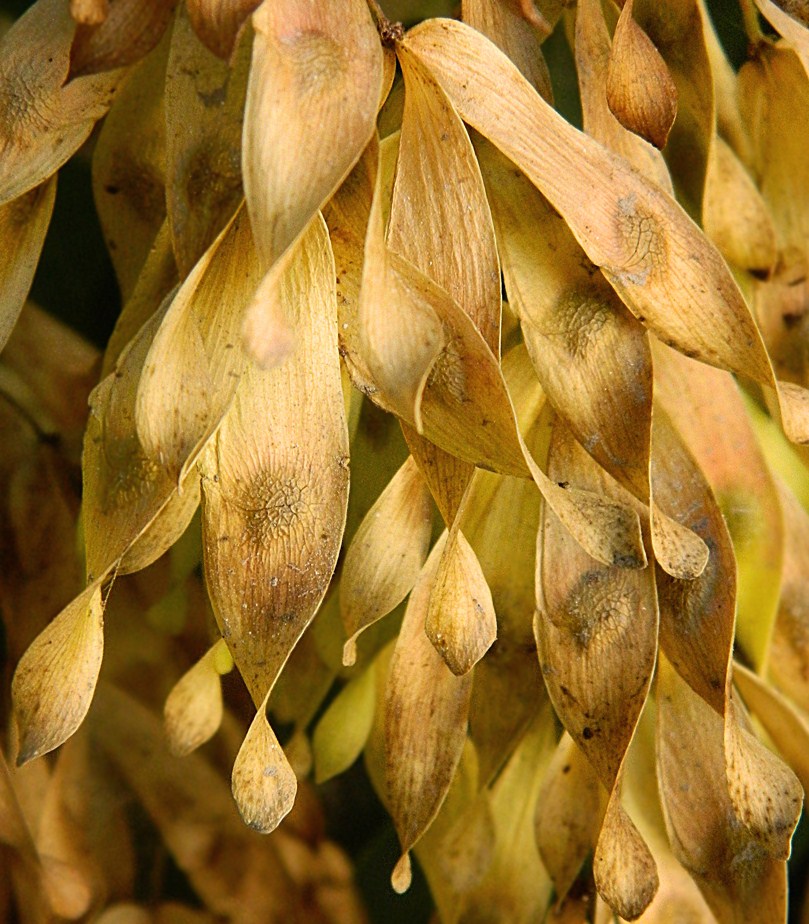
2, 0, 809, 920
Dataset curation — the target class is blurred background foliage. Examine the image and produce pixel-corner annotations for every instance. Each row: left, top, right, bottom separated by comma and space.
0, 1, 800, 923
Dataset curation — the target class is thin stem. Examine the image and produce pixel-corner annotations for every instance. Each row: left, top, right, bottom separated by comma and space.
365, 0, 404, 46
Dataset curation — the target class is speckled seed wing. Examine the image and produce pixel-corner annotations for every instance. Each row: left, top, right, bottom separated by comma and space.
402, 18, 809, 445
199, 213, 348, 707
164, 3, 250, 276
0, 0, 121, 206
136, 206, 262, 483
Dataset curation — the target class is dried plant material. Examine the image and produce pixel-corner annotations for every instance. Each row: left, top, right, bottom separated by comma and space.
12, 584, 104, 765
536, 420, 657, 786
391, 45, 501, 351
100, 224, 177, 377
432, 793, 496, 897
365, 217, 647, 567
654, 343, 784, 670
163, 641, 226, 757
0, 302, 98, 439
476, 139, 653, 504
92, 33, 169, 302
463, 377, 545, 780
358, 153, 445, 429
402, 19, 809, 446
724, 699, 803, 862
575, 0, 672, 189
381, 51, 491, 526
136, 206, 261, 482
96, 906, 211, 924
593, 792, 658, 920
200, 215, 348, 704
313, 664, 376, 783
463, 0, 553, 101
240, 241, 302, 371
34, 736, 103, 918
68, 0, 177, 79
389, 39, 503, 623
703, 135, 777, 273
453, 708, 556, 921
620, 704, 717, 923
390, 736, 481, 920
402, 427, 474, 527
116, 471, 201, 577
699, 0, 749, 162
70, 0, 109, 26
461, 351, 541, 644
340, 390, 410, 550
0, 0, 121, 206
6, 0, 809, 915
648, 499, 709, 581
738, 45, 809, 263
426, 525, 496, 676
631, 0, 714, 216
739, 46, 809, 392
232, 696, 298, 832
754, 0, 809, 78
535, 733, 604, 902
536, 420, 660, 916
242, 0, 382, 267
385, 536, 474, 893
652, 407, 735, 713
268, 623, 335, 733
37, 856, 94, 920
324, 138, 380, 398
0, 179, 56, 353
536, 417, 659, 916
735, 662, 809, 794
82, 300, 198, 581
187, 0, 260, 60
606, 0, 678, 149
0, 747, 43, 861
164, 4, 249, 275
657, 655, 792, 921
469, 644, 547, 784
92, 685, 359, 918
768, 481, 809, 710
340, 456, 433, 666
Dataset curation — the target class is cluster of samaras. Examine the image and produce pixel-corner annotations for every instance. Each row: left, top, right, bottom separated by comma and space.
2, 0, 809, 921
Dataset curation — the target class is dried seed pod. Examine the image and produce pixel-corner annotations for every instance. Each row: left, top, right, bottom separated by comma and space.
703, 135, 777, 274
402, 19, 809, 445
575, 0, 671, 187
68, 0, 177, 79
340, 456, 433, 666
164, 640, 228, 757
164, 4, 249, 275
606, 0, 678, 149
136, 206, 261, 482
200, 215, 348, 704
0, 0, 121, 206
186, 0, 260, 60
385, 536, 474, 893
12, 585, 104, 766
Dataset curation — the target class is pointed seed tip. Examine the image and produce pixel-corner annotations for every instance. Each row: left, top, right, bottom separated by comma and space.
342, 639, 358, 667
15, 742, 38, 767
391, 853, 412, 893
